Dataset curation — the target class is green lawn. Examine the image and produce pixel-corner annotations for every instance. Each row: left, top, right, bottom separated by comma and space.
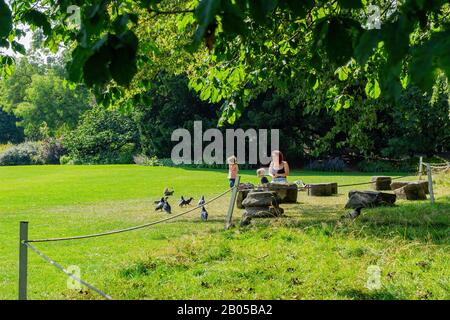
0, 165, 449, 300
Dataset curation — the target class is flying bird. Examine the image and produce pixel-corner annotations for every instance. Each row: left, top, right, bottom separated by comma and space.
200, 206, 208, 221
163, 200, 172, 214
164, 187, 174, 197
154, 197, 164, 204
198, 195, 205, 206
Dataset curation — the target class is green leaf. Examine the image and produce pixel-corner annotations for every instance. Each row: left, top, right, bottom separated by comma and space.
0, 38, 8, 48
383, 16, 413, 65
11, 40, 25, 54
334, 95, 353, 111
282, 0, 314, 17
354, 29, 381, 66
0, 0, 12, 38
23, 9, 52, 35
337, 0, 363, 9
194, 0, 222, 43
83, 39, 112, 87
67, 46, 91, 83
335, 66, 349, 81
365, 79, 381, 99
110, 32, 139, 86
221, 0, 246, 36
249, 0, 278, 24
315, 17, 362, 66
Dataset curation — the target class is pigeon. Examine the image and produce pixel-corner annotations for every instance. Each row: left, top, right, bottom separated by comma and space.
164, 187, 174, 197
163, 200, 172, 214
155, 198, 165, 211
154, 197, 165, 204
200, 206, 208, 221
342, 207, 362, 220
198, 195, 205, 206
184, 197, 194, 206
178, 196, 186, 207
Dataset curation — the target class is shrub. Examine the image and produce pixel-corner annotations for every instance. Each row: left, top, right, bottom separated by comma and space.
59, 155, 71, 165
0, 143, 13, 154
305, 158, 347, 172
64, 106, 139, 164
0, 142, 42, 166
38, 138, 66, 164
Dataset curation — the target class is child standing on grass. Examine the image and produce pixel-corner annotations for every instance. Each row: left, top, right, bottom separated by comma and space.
257, 168, 269, 185
227, 155, 238, 188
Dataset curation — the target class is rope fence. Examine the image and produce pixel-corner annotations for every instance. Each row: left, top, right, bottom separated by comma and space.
24, 242, 113, 300
18, 164, 444, 300
27, 187, 233, 243
236, 172, 419, 192
19, 186, 235, 300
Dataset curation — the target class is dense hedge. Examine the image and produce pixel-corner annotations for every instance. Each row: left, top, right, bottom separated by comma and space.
63, 106, 139, 164
0, 139, 64, 166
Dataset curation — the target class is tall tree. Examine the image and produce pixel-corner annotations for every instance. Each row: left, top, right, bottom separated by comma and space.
0, 0, 448, 123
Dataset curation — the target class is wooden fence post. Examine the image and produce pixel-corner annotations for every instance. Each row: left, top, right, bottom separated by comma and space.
225, 176, 240, 230
418, 157, 423, 180
426, 163, 435, 204
18, 221, 28, 300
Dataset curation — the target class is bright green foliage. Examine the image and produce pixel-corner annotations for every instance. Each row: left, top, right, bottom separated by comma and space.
134, 74, 218, 158
0, 57, 91, 139
0, 0, 449, 118
15, 71, 90, 139
64, 106, 139, 164
384, 79, 450, 157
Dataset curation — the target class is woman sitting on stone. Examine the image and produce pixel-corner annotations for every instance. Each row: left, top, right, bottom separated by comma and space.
269, 150, 289, 183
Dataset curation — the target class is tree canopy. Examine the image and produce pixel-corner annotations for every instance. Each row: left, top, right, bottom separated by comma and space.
0, 0, 449, 123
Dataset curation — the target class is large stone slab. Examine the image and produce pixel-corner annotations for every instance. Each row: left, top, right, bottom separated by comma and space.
267, 183, 298, 203
237, 182, 297, 207
236, 183, 254, 209
240, 191, 284, 226
394, 183, 427, 200
242, 191, 279, 208
371, 176, 392, 190
307, 183, 335, 196
391, 181, 429, 194
345, 190, 396, 209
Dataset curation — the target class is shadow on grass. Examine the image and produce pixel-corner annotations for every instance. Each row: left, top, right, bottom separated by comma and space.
261, 199, 450, 245
339, 289, 405, 300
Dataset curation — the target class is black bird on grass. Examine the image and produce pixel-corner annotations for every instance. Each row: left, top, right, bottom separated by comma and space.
342, 207, 362, 220
179, 196, 194, 207
200, 206, 208, 221
155, 198, 165, 211
184, 197, 194, 206
198, 195, 205, 206
164, 187, 174, 197
163, 200, 172, 214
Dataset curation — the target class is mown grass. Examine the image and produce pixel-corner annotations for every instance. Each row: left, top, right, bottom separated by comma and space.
0, 165, 448, 300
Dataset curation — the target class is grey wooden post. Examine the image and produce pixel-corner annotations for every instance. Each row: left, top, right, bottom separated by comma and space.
19, 221, 28, 300
426, 164, 435, 204
225, 175, 240, 230
418, 157, 423, 180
